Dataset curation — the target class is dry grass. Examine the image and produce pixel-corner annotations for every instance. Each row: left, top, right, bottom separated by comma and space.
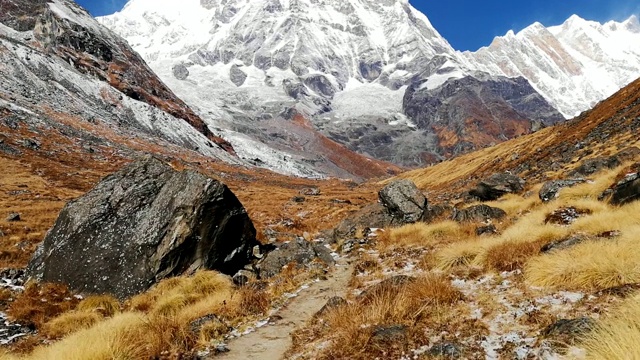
76, 295, 121, 317
525, 226, 640, 291
557, 167, 623, 201
484, 239, 549, 272
41, 311, 103, 339
6, 282, 79, 327
579, 296, 640, 360
377, 221, 468, 250
5, 269, 282, 358
314, 274, 463, 359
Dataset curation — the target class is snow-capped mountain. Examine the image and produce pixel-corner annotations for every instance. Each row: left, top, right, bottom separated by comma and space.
0, 0, 239, 164
98, 1, 640, 168
466, 15, 640, 118
97, 0, 557, 166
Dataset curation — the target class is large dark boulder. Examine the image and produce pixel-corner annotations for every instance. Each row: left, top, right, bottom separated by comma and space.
469, 173, 525, 201
378, 180, 427, 224
27, 157, 257, 299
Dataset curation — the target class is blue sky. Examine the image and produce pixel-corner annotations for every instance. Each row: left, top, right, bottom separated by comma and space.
78, 0, 640, 51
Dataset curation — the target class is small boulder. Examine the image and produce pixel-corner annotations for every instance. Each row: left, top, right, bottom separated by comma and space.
539, 179, 586, 202
5, 213, 20, 222
541, 234, 593, 253
291, 196, 306, 203
256, 238, 334, 278
544, 207, 592, 226
27, 157, 258, 299
469, 173, 525, 201
368, 324, 408, 352
570, 155, 621, 177
300, 187, 321, 196
428, 342, 463, 359
476, 225, 498, 236
453, 205, 506, 223
332, 203, 393, 244
232, 270, 256, 286
542, 317, 596, 346
601, 171, 640, 206
378, 180, 427, 224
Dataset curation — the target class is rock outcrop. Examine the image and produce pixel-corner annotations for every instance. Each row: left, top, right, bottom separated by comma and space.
403, 74, 563, 160
256, 238, 335, 278
539, 179, 585, 202
27, 157, 257, 299
469, 173, 525, 201
601, 170, 640, 206
453, 205, 506, 223
378, 180, 427, 224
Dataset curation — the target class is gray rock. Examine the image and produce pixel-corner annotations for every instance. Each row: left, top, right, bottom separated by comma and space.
27, 157, 257, 299
229, 64, 248, 87
453, 205, 506, 223
303, 74, 337, 98
541, 234, 594, 253
21, 139, 40, 150
476, 224, 498, 236
571, 156, 621, 177
542, 317, 596, 346
428, 342, 463, 359
368, 324, 408, 351
257, 238, 334, 278
539, 179, 586, 202
332, 203, 393, 244
314, 296, 347, 318
602, 171, 640, 206
378, 180, 427, 224
300, 187, 321, 196
544, 207, 591, 225
6, 213, 20, 222
469, 173, 526, 201
172, 63, 190, 80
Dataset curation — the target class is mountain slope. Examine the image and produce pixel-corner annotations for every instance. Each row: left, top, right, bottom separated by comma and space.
99, 0, 565, 167
465, 15, 640, 118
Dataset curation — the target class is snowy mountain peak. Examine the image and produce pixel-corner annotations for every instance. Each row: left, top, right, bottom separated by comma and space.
466, 15, 640, 118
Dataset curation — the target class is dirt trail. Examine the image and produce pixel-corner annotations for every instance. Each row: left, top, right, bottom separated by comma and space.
215, 258, 353, 360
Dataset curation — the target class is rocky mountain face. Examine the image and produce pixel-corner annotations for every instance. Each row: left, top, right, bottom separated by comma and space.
99, 0, 567, 168
0, 0, 400, 180
0, 0, 239, 165
466, 15, 640, 118
99, 1, 640, 169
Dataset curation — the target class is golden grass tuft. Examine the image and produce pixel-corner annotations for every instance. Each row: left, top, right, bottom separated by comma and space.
41, 311, 103, 339
76, 295, 120, 317
379, 221, 468, 250
526, 226, 640, 291
317, 274, 461, 359
580, 296, 640, 360
484, 239, 548, 272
